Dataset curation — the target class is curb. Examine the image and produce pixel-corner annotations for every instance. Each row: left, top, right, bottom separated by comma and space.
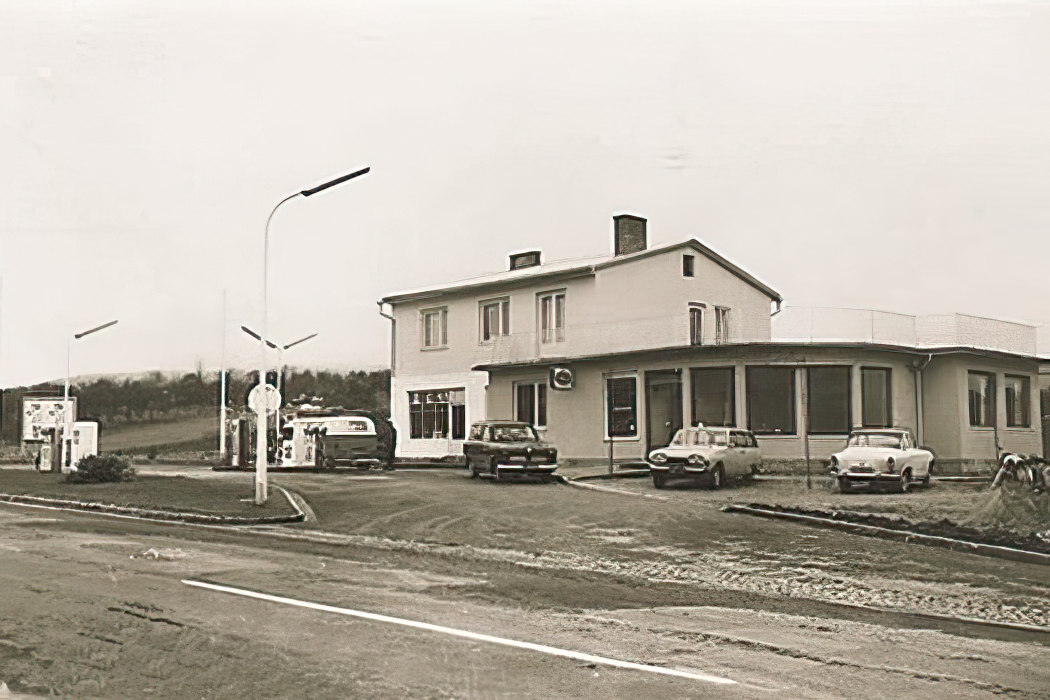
568, 469, 652, 482
558, 475, 669, 501
721, 504, 1050, 567
0, 487, 305, 526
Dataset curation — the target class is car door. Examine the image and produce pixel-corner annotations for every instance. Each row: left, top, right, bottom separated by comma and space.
727, 430, 747, 476
742, 431, 761, 473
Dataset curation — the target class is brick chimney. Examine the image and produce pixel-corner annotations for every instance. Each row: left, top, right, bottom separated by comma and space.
509, 250, 541, 270
613, 214, 647, 256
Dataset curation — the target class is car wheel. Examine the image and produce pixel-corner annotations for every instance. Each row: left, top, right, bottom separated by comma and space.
709, 464, 725, 490
324, 457, 336, 470
837, 477, 851, 494
653, 474, 667, 489
921, 461, 933, 487
898, 470, 911, 494
466, 461, 478, 479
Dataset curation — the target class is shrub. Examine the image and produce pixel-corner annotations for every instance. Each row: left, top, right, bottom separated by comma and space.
66, 454, 137, 483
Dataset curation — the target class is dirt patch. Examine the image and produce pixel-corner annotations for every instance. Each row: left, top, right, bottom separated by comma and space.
740, 500, 1050, 556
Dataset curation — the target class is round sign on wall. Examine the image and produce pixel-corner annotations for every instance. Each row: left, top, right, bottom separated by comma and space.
247, 384, 282, 415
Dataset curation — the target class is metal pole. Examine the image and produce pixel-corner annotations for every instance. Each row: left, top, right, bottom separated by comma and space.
219, 289, 228, 462
802, 368, 811, 490
62, 331, 71, 471
258, 193, 299, 505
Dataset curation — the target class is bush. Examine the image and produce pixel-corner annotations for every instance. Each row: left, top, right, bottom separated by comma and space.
66, 454, 137, 483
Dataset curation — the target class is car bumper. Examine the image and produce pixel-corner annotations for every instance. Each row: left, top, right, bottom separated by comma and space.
834, 470, 901, 486
649, 463, 709, 474
495, 462, 558, 474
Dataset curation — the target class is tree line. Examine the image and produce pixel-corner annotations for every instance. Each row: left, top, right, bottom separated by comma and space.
0, 368, 390, 443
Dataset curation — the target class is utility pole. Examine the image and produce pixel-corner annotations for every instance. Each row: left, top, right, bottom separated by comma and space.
219, 289, 228, 462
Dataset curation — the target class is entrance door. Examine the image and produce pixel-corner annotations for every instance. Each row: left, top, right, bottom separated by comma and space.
645, 370, 683, 451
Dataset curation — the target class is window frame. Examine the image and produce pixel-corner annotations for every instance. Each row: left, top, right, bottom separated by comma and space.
967, 371, 996, 428
604, 372, 639, 439
860, 367, 893, 428
745, 365, 796, 435
513, 380, 548, 428
419, 306, 448, 350
682, 254, 695, 277
1004, 374, 1031, 429
479, 297, 510, 344
714, 306, 730, 344
806, 365, 852, 436
538, 290, 566, 344
407, 388, 465, 440
688, 303, 705, 346
690, 366, 735, 427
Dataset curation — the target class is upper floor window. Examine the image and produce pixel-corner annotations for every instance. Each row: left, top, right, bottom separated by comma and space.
420, 307, 447, 349
968, 371, 995, 427
689, 303, 705, 346
714, 307, 730, 344
682, 255, 695, 277
1005, 374, 1030, 428
538, 291, 565, 343
480, 298, 510, 343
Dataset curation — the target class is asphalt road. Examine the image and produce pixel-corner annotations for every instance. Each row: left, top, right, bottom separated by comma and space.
1, 467, 1048, 698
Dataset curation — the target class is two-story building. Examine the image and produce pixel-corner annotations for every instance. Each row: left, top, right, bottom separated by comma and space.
379, 215, 1045, 472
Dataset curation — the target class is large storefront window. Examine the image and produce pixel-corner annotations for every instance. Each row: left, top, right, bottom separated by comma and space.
409, 389, 465, 439
861, 367, 891, 428
606, 376, 637, 437
514, 381, 547, 427
1005, 375, 1030, 428
691, 367, 734, 427
968, 372, 995, 427
808, 366, 851, 434
746, 366, 795, 434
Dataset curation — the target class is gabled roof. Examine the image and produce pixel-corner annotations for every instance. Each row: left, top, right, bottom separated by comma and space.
379, 239, 782, 305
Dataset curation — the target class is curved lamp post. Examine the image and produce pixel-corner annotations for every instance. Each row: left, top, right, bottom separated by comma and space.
255, 167, 369, 504
63, 319, 118, 469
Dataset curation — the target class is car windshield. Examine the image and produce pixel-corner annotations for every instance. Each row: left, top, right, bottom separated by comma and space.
491, 425, 536, 442
669, 428, 729, 447
847, 433, 903, 449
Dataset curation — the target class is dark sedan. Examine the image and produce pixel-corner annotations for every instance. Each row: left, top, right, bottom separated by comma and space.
463, 421, 558, 481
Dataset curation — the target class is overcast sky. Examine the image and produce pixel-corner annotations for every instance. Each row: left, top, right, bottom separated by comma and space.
2, 0, 1048, 387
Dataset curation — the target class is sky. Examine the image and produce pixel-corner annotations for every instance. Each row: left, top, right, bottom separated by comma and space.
2, 0, 1049, 387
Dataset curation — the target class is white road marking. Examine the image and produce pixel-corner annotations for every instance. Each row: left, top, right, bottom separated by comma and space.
182, 579, 736, 685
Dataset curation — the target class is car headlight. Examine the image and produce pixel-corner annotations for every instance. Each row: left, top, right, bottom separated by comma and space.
687, 454, 707, 466
650, 453, 667, 464
886, 457, 896, 472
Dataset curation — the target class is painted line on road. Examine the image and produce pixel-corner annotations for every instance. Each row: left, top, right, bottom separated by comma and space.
182, 579, 736, 685
559, 476, 670, 501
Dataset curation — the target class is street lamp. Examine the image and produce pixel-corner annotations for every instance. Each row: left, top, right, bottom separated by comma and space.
63, 319, 118, 469
255, 166, 369, 504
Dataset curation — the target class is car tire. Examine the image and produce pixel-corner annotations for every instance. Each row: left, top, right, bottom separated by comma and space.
709, 464, 725, 490
466, 461, 478, 479
324, 456, 336, 470
653, 474, 667, 489
837, 477, 851, 494
898, 470, 911, 494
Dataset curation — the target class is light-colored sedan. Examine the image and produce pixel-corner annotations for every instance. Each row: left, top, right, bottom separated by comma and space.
647, 426, 761, 489
829, 428, 934, 493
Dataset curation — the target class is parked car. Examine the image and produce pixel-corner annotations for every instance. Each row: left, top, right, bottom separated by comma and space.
463, 421, 558, 481
829, 428, 934, 493
647, 426, 761, 489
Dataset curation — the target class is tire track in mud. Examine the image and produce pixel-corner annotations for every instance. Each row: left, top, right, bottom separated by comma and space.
654, 629, 1029, 697
239, 527, 1050, 631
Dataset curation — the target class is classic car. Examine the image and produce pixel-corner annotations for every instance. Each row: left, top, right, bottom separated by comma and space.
647, 425, 761, 489
829, 428, 934, 493
463, 421, 558, 481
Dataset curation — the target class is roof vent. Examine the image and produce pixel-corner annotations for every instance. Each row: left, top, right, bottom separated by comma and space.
509, 250, 542, 270
613, 214, 647, 256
